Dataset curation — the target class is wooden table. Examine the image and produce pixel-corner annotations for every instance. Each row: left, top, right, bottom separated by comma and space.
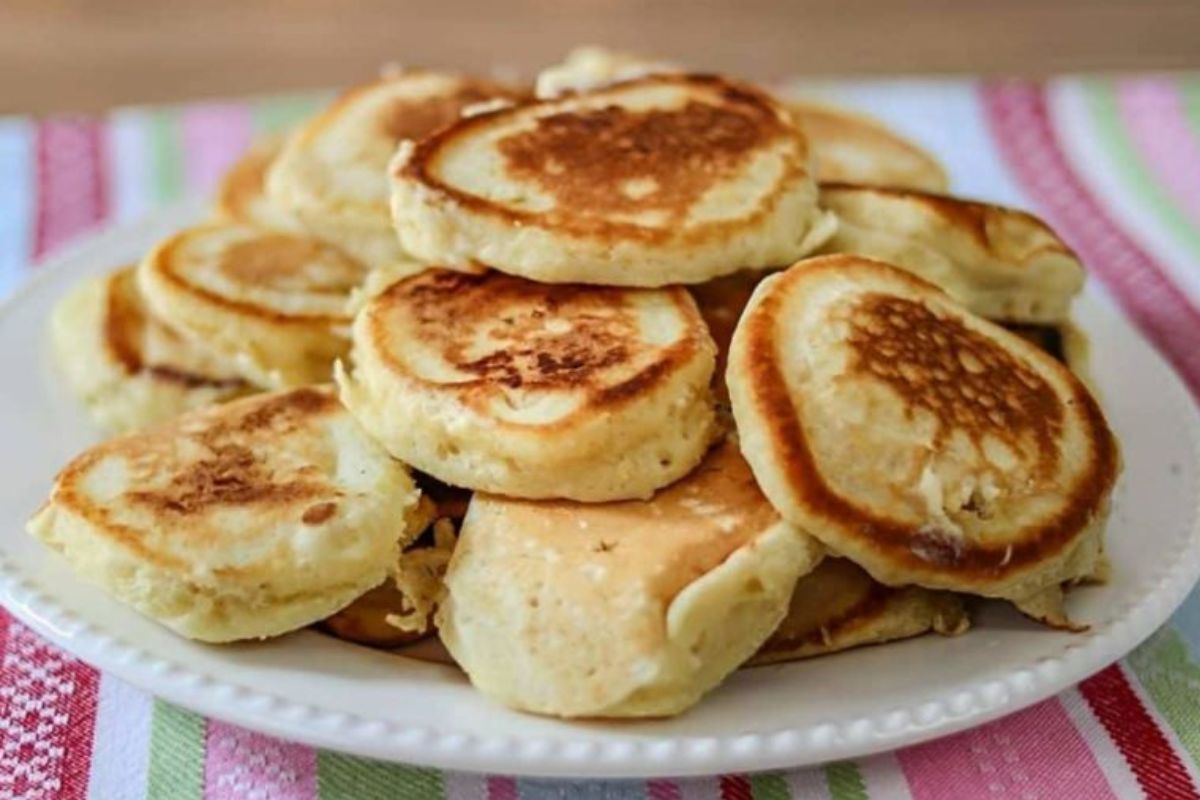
3, 0, 1199, 114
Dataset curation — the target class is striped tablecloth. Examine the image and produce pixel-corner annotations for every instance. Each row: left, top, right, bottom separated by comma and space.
2, 75, 1200, 800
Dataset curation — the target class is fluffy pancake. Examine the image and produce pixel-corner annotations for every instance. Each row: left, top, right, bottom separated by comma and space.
391, 73, 836, 287
728, 256, 1119, 621
819, 184, 1085, 324
214, 136, 304, 232
27, 387, 421, 642
786, 102, 948, 191
267, 71, 522, 272
137, 223, 366, 388
437, 440, 823, 718
339, 269, 718, 501
51, 266, 251, 433
750, 558, 967, 665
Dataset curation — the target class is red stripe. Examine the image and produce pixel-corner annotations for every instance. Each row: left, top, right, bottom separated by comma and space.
0, 116, 110, 798
1079, 665, 1200, 800
646, 778, 682, 800
33, 118, 109, 261
719, 774, 753, 800
982, 81, 1200, 399
486, 776, 519, 800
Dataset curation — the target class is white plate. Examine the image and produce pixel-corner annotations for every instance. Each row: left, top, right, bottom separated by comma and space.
1, 204, 1198, 779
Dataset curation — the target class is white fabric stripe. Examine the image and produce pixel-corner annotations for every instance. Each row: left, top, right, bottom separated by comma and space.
85, 674, 154, 800
784, 766, 830, 800
858, 751, 914, 800
443, 771, 488, 800
1119, 661, 1200, 788
106, 109, 155, 224
0, 117, 34, 298
775, 78, 1029, 206
676, 775, 722, 800
1049, 81, 1200, 304
1058, 687, 1146, 800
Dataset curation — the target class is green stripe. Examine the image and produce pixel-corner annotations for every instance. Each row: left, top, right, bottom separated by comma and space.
148, 109, 184, 204
317, 751, 444, 799
145, 701, 206, 800
1127, 627, 1200, 769
1084, 80, 1200, 260
250, 92, 329, 136
825, 761, 868, 800
750, 772, 791, 800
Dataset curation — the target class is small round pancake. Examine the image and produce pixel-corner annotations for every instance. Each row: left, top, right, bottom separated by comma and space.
339, 269, 718, 501
819, 184, 1085, 324
534, 45, 679, 99
728, 256, 1119, 620
749, 558, 967, 665
214, 136, 304, 232
267, 71, 523, 272
138, 223, 366, 389
391, 73, 836, 287
27, 387, 421, 643
437, 440, 823, 718
786, 102, 948, 191
50, 266, 251, 433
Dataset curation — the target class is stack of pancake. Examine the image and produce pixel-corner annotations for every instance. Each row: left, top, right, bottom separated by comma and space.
31, 48, 1119, 719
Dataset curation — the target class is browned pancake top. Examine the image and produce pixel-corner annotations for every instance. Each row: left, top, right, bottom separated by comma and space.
846, 293, 1063, 467
103, 269, 246, 390
217, 234, 361, 296
374, 269, 702, 403
379, 81, 517, 143
498, 99, 785, 221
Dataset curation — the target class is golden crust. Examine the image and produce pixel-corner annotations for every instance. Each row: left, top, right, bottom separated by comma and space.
214, 137, 303, 232
27, 387, 421, 642
786, 102, 948, 191
138, 223, 366, 388
728, 255, 1119, 611
391, 73, 835, 286
339, 269, 719, 500
51, 267, 252, 433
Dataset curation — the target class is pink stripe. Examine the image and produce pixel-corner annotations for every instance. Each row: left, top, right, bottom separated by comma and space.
202, 719, 317, 800
983, 81, 1200, 399
1117, 78, 1200, 228
180, 103, 254, 195
647, 778, 683, 800
897, 697, 1117, 800
486, 776, 519, 800
33, 118, 108, 260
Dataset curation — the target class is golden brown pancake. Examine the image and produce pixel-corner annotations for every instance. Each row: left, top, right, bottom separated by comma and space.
750, 558, 967, 664
787, 102, 948, 191
437, 439, 823, 717
28, 387, 422, 642
390, 74, 835, 286
215, 136, 302, 232
728, 256, 1119, 622
50, 266, 252, 433
339, 269, 718, 501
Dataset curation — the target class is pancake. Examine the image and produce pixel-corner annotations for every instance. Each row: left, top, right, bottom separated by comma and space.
534, 45, 679, 98
137, 223, 366, 389
786, 102, 948, 191
214, 136, 304, 232
339, 268, 719, 501
727, 256, 1119, 622
50, 266, 251, 433
390, 73, 836, 287
437, 440, 824, 718
689, 269, 775, 405
267, 71, 523, 272
27, 387, 422, 642
750, 558, 968, 665
819, 184, 1085, 324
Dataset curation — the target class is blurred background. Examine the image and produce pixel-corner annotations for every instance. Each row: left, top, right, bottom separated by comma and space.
3, 0, 1200, 113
